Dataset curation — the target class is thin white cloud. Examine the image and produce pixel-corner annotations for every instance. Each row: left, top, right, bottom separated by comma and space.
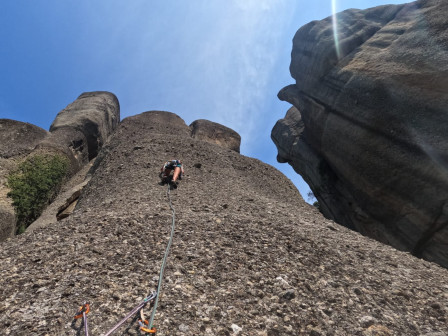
144, 0, 297, 152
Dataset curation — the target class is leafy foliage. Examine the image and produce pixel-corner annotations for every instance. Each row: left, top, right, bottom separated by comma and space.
7, 154, 68, 233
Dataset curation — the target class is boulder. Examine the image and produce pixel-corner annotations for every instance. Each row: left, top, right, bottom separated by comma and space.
273, 0, 448, 267
50, 91, 120, 160
190, 119, 241, 153
123, 110, 191, 137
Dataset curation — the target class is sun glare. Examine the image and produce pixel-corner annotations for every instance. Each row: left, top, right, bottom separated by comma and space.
332, 0, 341, 59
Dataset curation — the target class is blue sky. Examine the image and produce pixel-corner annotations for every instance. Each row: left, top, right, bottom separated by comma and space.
0, 0, 408, 201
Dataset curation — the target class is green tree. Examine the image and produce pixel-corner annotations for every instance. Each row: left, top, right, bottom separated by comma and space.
7, 154, 68, 233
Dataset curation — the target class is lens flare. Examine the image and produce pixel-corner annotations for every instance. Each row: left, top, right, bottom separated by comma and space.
332, 0, 341, 59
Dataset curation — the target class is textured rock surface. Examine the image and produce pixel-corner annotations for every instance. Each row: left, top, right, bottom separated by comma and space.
190, 119, 241, 153
0, 119, 48, 158
0, 120, 49, 241
1, 111, 447, 335
50, 91, 120, 160
273, 0, 448, 267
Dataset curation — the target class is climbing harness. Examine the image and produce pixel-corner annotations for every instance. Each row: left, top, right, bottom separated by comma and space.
160, 160, 184, 184
73, 183, 177, 335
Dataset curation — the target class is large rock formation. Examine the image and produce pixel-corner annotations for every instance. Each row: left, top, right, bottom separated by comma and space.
272, 0, 448, 267
1, 110, 447, 335
0, 91, 120, 239
26, 113, 241, 234
190, 119, 241, 153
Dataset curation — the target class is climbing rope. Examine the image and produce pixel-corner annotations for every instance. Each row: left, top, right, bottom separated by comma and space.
145, 183, 177, 332
73, 182, 177, 335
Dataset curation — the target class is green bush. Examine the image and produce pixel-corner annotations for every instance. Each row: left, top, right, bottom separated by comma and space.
7, 154, 69, 233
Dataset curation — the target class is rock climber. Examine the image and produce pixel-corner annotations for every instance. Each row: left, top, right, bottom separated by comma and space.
160, 159, 184, 187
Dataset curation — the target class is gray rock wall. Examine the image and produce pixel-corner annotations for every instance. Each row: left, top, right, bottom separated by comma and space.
272, 0, 448, 267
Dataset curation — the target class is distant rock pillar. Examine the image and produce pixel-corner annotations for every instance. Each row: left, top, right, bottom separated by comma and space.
50, 91, 120, 162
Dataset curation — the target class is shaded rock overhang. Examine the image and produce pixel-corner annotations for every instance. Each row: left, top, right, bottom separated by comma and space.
272, 0, 448, 267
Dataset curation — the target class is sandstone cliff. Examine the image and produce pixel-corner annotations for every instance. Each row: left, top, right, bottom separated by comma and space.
1, 109, 447, 335
272, 0, 448, 267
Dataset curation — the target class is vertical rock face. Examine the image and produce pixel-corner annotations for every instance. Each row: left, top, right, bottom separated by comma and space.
50, 91, 120, 161
272, 0, 448, 267
190, 119, 241, 153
